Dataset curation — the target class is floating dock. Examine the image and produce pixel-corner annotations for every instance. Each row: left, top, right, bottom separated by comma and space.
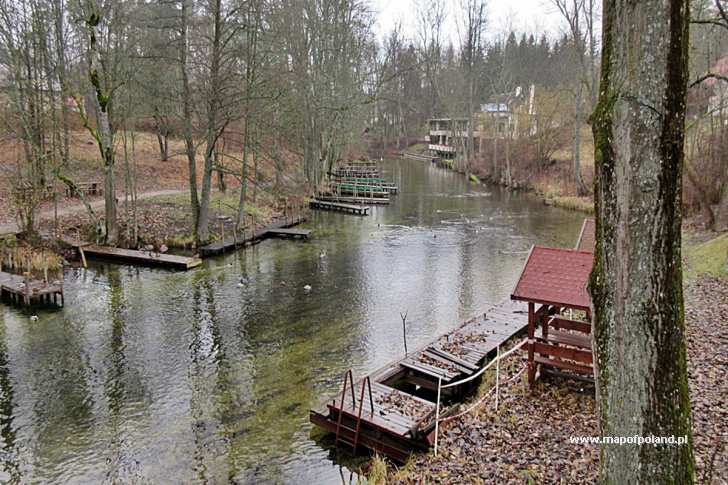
266, 228, 311, 240
309, 199, 370, 216
80, 245, 203, 270
401, 152, 440, 164
310, 300, 528, 462
199, 216, 307, 257
0, 270, 64, 307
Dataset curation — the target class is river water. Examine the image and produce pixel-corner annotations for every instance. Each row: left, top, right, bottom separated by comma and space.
0, 159, 585, 484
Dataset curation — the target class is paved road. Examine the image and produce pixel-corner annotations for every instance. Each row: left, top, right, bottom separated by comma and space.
0, 189, 186, 237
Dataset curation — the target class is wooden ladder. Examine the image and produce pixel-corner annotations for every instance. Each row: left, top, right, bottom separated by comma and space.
334, 371, 374, 453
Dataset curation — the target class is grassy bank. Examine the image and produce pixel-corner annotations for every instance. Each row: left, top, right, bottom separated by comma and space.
684, 231, 728, 279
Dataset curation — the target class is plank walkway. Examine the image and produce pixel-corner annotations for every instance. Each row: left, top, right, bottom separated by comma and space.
199, 216, 307, 257
309, 199, 370, 216
81, 245, 203, 270
266, 228, 311, 239
0, 270, 64, 307
310, 299, 529, 462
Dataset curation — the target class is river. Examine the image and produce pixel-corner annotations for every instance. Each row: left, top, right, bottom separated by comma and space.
0, 158, 585, 484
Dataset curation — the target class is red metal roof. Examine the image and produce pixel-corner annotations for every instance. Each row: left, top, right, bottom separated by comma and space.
511, 246, 594, 310
575, 218, 596, 252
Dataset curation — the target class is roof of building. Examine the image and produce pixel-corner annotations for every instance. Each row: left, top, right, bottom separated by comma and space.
511, 245, 594, 310
575, 218, 596, 252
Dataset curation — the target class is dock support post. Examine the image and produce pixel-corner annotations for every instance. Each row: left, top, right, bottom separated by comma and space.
434, 376, 442, 457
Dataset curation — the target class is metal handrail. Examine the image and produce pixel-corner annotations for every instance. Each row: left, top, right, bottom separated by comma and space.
334, 369, 356, 446
353, 376, 374, 452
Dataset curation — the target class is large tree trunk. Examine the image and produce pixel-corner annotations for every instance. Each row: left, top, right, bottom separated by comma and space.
86, 10, 117, 245
180, 0, 200, 242
590, 0, 695, 483
196, 0, 224, 244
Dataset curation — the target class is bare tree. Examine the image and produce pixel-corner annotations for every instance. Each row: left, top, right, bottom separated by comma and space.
550, 0, 599, 196
456, 0, 487, 175
591, 0, 695, 481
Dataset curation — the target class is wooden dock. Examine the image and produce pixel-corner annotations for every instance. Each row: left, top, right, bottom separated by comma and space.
310, 300, 528, 462
309, 199, 370, 216
267, 228, 311, 239
0, 270, 64, 307
316, 195, 390, 205
80, 245, 203, 270
199, 216, 307, 257
401, 152, 440, 164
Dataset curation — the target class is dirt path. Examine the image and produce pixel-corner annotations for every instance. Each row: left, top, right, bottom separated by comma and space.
0, 189, 186, 237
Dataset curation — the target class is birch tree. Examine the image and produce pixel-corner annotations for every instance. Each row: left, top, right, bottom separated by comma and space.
590, 0, 695, 482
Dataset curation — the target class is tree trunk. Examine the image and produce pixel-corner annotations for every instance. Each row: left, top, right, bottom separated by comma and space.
180, 0, 199, 242
573, 83, 588, 196
86, 10, 117, 245
590, 0, 695, 483
196, 0, 224, 244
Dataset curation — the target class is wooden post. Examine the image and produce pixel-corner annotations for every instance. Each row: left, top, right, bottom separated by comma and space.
527, 302, 535, 388
400, 311, 408, 355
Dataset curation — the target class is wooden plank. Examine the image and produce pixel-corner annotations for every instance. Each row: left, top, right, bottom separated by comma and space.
549, 316, 592, 334
82, 245, 202, 270
421, 349, 475, 375
401, 359, 457, 381
546, 329, 592, 349
534, 355, 593, 375
267, 228, 311, 238
532, 341, 593, 364
426, 347, 479, 372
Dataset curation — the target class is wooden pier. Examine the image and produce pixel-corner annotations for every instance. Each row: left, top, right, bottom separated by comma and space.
80, 245, 203, 270
316, 195, 390, 205
310, 300, 528, 462
0, 270, 64, 307
309, 199, 370, 216
267, 228, 311, 240
199, 216, 307, 257
401, 152, 440, 164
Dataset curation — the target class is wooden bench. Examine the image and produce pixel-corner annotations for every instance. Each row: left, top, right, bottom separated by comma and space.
531, 315, 594, 379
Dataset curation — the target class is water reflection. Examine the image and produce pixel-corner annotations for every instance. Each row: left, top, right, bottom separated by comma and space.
0, 159, 584, 484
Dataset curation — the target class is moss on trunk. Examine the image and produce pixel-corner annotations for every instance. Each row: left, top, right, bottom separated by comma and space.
590, 0, 695, 483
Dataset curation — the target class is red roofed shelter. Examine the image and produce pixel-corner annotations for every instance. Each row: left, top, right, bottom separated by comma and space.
511, 246, 595, 387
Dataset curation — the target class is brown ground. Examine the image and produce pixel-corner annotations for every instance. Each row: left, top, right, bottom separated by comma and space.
383, 275, 728, 484
0, 129, 309, 249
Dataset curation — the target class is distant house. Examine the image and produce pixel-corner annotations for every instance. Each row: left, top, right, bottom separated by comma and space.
426, 85, 537, 158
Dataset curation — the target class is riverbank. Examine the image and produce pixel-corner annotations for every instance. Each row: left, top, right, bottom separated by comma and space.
368, 232, 728, 484
402, 138, 595, 215
0, 129, 309, 253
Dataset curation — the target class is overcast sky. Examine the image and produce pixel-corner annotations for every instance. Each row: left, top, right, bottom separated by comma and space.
370, 0, 567, 44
